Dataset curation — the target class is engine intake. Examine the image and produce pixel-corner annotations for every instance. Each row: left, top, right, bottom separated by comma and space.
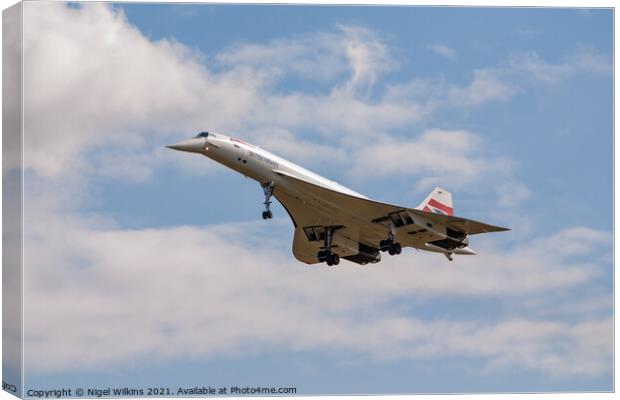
429, 230, 469, 251
343, 242, 381, 265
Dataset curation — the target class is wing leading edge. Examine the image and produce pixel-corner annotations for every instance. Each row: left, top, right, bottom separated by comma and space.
273, 170, 509, 235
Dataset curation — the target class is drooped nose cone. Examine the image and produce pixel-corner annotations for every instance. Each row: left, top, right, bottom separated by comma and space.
166, 138, 205, 153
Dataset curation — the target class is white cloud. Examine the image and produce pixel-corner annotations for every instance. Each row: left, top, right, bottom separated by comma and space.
509, 52, 575, 85
447, 68, 518, 107
216, 31, 348, 83
567, 46, 613, 75
20, 3, 414, 183
385, 70, 517, 111
217, 23, 396, 98
338, 24, 396, 97
22, 215, 611, 376
526, 226, 612, 257
22, 3, 272, 179
352, 129, 486, 179
20, 2, 608, 204
249, 91, 424, 142
454, 47, 611, 103
348, 129, 520, 197
426, 43, 457, 59
495, 180, 532, 208
386, 47, 610, 111
505, 48, 611, 86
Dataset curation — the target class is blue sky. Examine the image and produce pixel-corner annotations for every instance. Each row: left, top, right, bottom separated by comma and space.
10, 2, 613, 395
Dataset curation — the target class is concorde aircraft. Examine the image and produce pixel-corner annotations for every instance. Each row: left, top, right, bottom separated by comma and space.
167, 131, 509, 266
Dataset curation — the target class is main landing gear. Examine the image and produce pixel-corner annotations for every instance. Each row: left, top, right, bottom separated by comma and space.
379, 231, 402, 256
261, 181, 274, 220
380, 239, 402, 255
317, 226, 340, 266
318, 250, 340, 266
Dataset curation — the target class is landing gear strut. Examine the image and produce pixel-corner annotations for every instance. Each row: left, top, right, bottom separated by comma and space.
316, 226, 340, 266
379, 227, 402, 256
261, 181, 274, 219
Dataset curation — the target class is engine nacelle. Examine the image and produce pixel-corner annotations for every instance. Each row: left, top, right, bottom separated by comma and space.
343, 242, 381, 265
429, 229, 469, 251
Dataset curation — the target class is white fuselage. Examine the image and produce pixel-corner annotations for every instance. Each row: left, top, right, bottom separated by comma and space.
198, 133, 367, 199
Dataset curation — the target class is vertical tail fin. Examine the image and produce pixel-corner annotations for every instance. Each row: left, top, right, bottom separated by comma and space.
416, 187, 454, 216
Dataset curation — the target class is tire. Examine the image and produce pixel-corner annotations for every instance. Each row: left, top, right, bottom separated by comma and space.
332, 254, 340, 265
388, 247, 395, 256
394, 243, 402, 255
262, 211, 268, 220
380, 239, 390, 252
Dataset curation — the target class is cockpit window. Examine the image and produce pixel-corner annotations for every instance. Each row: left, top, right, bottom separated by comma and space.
195, 131, 209, 138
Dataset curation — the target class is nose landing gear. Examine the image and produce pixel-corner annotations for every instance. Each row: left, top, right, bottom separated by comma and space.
261, 181, 274, 220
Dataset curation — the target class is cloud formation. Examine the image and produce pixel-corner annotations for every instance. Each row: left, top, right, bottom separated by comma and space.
20, 2, 525, 208
426, 43, 457, 59
20, 3, 610, 207
218, 24, 395, 98
23, 217, 611, 376
21, 3, 415, 188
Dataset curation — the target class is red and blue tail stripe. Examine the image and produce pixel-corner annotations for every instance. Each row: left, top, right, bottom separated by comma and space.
423, 198, 454, 216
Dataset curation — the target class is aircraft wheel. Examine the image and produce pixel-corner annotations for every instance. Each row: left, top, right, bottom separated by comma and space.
326, 256, 334, 266
262, 211, 273, 219
317, 250, 328, 263
379, 240, 389, 252
331, 253, 340, 266
388, 247, 395, 256
393, 243, 402, 255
